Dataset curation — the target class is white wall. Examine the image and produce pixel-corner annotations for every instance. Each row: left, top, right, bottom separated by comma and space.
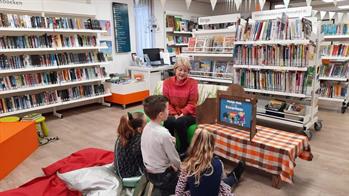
213, 1, 271, 18
92, 0, 136, 74
152, 0, 213, 49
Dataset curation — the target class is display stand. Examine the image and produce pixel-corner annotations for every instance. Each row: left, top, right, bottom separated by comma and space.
0, 8, 111, 118
232, 7, 322, 138
320, 23, 349, 113
180, 14, 240, 84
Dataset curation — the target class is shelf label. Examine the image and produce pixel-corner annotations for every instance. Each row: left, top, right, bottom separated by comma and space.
252, 6, 312, 20
198, 13, 241, 25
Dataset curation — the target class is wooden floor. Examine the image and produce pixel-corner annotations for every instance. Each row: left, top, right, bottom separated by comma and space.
1, 103, 349, 195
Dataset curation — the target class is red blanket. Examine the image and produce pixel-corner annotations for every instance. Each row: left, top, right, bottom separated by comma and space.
0, 148, 114, 196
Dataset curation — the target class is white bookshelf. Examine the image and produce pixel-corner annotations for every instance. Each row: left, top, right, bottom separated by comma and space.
231, 7, 322, 138
234, 65, 308, 72
0, 10, 111, 118
189, 76, 233, 84
181, 53, 233, 57
173, 31, 192, 35
192, 29, 236, 35
320, 23, 349, 113
0, 62, 110, 74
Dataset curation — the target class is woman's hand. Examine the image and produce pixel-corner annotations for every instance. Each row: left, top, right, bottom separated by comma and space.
175, 114, 184, 119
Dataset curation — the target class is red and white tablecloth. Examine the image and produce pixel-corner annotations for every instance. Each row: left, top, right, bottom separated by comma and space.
198, 124, 313, 184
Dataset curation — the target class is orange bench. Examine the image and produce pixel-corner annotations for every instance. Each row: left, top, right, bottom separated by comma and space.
0, 122, 38, 180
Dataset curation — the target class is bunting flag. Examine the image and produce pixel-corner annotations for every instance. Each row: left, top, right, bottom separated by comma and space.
329, 12, 336, 20
334, 0, 337, 6
210, 0, 217, 10
135, 0, 140, 5
283, 0, 290, 8
185, 0, 192, 9
235, 0, 242, 10
337, 12, 344, 23
306, 0, 312, 6
312, 10, 318, 17
259, 0, 266, 10
320, 11, 327, 20
160, 0, 166, 8
249, 0, 252, 11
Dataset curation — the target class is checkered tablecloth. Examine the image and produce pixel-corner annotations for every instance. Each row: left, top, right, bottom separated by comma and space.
198, 124, 313, 184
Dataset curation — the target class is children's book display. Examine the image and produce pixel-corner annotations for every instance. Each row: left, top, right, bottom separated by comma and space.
165, 14, 196, 55
231, 7, 322, 138
0, 11, 110, 118
320, 23, 349, 113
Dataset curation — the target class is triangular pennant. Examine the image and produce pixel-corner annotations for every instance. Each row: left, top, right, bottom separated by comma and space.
328, 12, 336, 20
306, 0, 312, 6
235, 0, 242, 10
334, 0, 337, 6
259, 0, 266, 10
160, 0, 166, 8
320, 11, 327, 20
185, 0, 192, 9
283, 0, 290, 8
210, 0, 217, 10
249, 0, 252, 11
312, 10, 318, 17
337, 12, 344, 22
135, 0, 140, 5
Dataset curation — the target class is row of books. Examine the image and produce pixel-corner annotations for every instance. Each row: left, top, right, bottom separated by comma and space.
321, 44, 349, 57
0, 67, 106, 91
167, 35, 189, 45
166, 15, 196, 32
0, 84, 105, 114
233, 45, 314, 67
320, 63, 349, 78
234, 69, 312, 95
191, 60, 234, 79
235, 14, 311, 41
0, 34, 96, 49
319, 82, 348, 98
186, 35, 235, 53
321, 23, 349, 36
0, 52, 106, 70
0, 13, 101, 30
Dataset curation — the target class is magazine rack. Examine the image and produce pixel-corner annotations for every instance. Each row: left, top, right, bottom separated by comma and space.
231, 6, 322, 139
180, 14, 240, 84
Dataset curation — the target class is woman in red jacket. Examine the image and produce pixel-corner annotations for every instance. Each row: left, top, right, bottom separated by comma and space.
163, 57, 198, 156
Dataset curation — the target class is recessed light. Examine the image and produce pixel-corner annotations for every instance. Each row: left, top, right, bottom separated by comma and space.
275, 4, 286, 9
322, 0, 344, 3
338, 5, 349, 9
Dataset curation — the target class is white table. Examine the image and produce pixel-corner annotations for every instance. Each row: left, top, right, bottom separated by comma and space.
126, 65, 174, 94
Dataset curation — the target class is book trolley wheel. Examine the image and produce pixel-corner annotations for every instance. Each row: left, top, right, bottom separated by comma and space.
314, 121, 322, 132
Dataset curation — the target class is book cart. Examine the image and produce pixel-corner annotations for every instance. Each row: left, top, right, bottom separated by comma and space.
0, 6, 111, 118
232, 7, 322, 139
180, 14, 240, 84
319, 22, 349, 113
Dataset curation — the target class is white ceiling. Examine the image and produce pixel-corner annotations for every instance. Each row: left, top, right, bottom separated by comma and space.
192, 0, 349, 11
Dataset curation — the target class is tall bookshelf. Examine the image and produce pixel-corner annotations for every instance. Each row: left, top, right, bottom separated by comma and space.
180, 14, 240, 84
0, 10, 111, 118
232, 7, 322, 138
320, 22, 349, 113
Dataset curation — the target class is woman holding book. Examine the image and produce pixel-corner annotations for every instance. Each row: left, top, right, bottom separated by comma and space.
175, 128, 245, 196
163, 57, 198, 156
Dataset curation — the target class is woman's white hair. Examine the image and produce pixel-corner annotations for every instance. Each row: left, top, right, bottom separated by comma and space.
174, 57, 191, 71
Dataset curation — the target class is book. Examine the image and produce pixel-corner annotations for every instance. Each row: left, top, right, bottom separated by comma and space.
212, 36, 224, 53
187, 37, 196, 52
223, 35, 235, 53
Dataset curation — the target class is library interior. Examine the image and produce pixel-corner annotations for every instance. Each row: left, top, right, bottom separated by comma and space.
1, 0, 349, 195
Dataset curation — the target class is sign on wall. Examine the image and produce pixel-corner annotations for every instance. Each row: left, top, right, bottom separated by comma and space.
112, 2, 131, 53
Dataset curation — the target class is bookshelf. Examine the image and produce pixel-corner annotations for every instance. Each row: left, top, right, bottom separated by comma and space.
0, 11, 111, 118
181, 14, 241, 85
165, 13, 196, 55
320, 22, 349, 113
232, 7, 322, 139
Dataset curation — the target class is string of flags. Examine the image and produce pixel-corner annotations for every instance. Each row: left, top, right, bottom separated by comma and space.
134, 0, 349, 22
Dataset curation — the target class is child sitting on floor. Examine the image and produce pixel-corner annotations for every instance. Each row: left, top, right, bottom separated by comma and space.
114, 112, 146, 178
175, 128, 245, 196
141, 95, 181, 195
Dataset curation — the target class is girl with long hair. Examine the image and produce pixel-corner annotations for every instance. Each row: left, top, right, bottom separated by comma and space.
175, 128, 245, 196
114, 112, 146, 178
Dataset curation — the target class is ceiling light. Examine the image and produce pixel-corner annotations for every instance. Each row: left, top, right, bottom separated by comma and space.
338, 5, 349, 9
275, 4, 286, 9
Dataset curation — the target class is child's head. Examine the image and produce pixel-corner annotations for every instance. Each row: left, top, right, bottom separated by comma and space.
182, 128, 216, 185
117, 112, 146, 146
143, 95, 168, 121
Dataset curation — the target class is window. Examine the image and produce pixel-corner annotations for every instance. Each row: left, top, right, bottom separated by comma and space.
134, 0, 153, 56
